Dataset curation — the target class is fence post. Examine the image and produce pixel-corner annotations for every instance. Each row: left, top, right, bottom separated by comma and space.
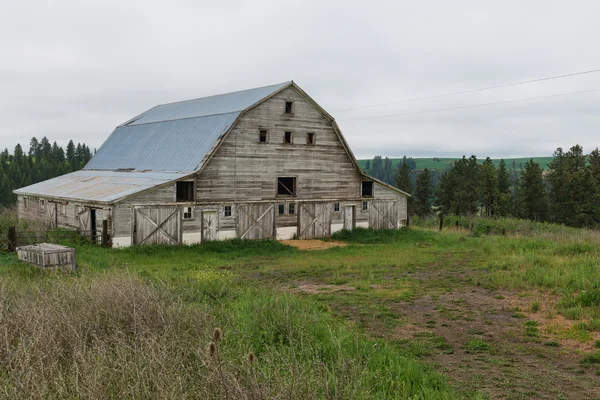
406, 214, 410, 228
438, 217, 444, 232
101, 220, 109, 247
8, 226, 16, 252
455, 221, 459, 231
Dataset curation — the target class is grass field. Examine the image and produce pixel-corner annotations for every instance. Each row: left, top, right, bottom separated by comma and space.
1, 218, 600, 399
357, 157, 555, 171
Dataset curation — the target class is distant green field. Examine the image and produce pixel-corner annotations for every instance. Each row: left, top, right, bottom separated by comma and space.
358, 157, 554, 171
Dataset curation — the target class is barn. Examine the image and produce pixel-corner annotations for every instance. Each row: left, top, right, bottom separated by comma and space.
14, 81, 409, 246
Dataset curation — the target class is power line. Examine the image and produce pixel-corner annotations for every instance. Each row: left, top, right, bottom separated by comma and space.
338, 88, 600, 121
334, 68, 600, 113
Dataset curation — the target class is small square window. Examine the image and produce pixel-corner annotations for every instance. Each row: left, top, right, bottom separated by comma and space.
183, 207, 193, 219
362, 201, 369, 211
284, 131, 292, 144
285, 101, 294, 114
224, 205, 232, 217
278, 204, 285, 215
288, 203, 296, 215
39, 199, 45, 212
307, 132, 315, 145
259, 130, 267, 143
334, 202, 340, 212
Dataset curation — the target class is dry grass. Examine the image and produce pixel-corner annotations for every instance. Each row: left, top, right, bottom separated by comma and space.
0, 273, 265, 399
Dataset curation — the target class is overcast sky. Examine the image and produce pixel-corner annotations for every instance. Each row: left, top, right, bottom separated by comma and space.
1, 0, 599, 159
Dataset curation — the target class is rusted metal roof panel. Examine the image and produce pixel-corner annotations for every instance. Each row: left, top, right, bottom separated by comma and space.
14, 170, 191, 203
124, 81, 291, 125
84, 111, 240, 172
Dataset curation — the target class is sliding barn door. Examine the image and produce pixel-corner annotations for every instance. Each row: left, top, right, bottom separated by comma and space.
134, 208, 181, 245
369, 200, 398, 230
298, 202, 332, 239
236, 204, 275, 240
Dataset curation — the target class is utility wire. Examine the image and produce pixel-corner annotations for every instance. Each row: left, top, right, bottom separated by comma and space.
334, 68, 600, 113
338, 88, 600, 121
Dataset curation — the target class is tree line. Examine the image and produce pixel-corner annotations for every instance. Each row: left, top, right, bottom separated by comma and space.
393, 145, 600, 229
0, 137, 93, 207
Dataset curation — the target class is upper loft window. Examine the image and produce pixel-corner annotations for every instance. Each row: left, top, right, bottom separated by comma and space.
284, 131, 293, 144
284, 101, 294, 114
277, 177, 296, 196
307, 132, 315, 145
362, 181, 373, 197
224, 205, 232, 217
176, 181, 194, 202
259, 130, 268, 143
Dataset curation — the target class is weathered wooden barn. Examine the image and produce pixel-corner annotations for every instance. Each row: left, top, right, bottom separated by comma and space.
14, 81, 409, 246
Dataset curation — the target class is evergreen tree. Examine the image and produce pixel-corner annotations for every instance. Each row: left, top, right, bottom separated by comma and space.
497, 159, 512, 216
414, 168, 433, 217
479, 157, 499, 217
548, 145, 598, 227
364, 160, 371, 172
396, 163, 413, 213
518, 159, 548, 221
438, 156, 480, 216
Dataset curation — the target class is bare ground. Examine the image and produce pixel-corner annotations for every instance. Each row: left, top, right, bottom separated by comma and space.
279, 239, 347, 251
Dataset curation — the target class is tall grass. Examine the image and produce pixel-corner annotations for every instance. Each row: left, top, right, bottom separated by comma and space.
0, 271, 458, 399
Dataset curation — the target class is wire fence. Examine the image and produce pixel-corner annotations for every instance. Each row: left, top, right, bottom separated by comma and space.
5, 227, 109, 252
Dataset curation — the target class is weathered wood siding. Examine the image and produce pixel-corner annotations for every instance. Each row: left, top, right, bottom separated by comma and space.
196, 87, 362, 202
123, 184, 176, 205
372, 183, 408, 226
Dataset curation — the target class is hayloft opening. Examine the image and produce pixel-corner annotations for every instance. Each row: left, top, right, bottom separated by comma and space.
285, 101, 294, 114
176, 181, 194, 202
284, 131, 292, 144
277, 177, 296, 196
362, 181, 373, 197
307, 132, 315, 145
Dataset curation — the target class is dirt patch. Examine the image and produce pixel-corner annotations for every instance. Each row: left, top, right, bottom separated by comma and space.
292, 283, 356, 294
280, 239, 347, 251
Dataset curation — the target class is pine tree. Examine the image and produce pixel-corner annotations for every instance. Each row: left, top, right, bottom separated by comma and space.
414, 168, 433, 217
396, 163, 413, 213
497, 159, 512, 216
479, 157, 498, 217
518, 159, 548, 221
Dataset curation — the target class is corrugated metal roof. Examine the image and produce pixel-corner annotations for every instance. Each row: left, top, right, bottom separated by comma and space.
14, 170, 191, 203
84, 111, 239, 172
123, 81, 292, 126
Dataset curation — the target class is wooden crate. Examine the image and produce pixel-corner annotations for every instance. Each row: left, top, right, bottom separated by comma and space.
17, 243, 76, 271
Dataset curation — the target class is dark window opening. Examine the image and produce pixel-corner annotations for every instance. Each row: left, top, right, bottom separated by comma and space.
278, 204, 285, 215
183, 207, 193, 219
259, 130, 267, 143
285, 101, 294, 114
362, 181, 373, 197
363, 201, 369, 211
284, 131, 292, 144
288, 203, 296, 215
224, 205, 232, 217
176, 181, 194, 202
334, 202, 340, 212
307, 132, 315, 145
277, 177, 296, 196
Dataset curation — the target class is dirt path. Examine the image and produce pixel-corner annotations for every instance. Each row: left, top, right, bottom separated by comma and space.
279, 239, 347, 251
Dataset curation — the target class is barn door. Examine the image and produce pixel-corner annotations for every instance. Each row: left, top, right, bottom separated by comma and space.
201, 211, 217, 241
344, 205, 355, 230
298, 203, 332, 239
46, 202, 57, 228
78, 207, 91, 235
236, 204, 275, 240
134, 208, 181, 245
369, 201, 398, 230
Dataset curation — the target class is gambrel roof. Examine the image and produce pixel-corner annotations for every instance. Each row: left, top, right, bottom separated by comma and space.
15, 81, 408, 203
85, 81, 292, 172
